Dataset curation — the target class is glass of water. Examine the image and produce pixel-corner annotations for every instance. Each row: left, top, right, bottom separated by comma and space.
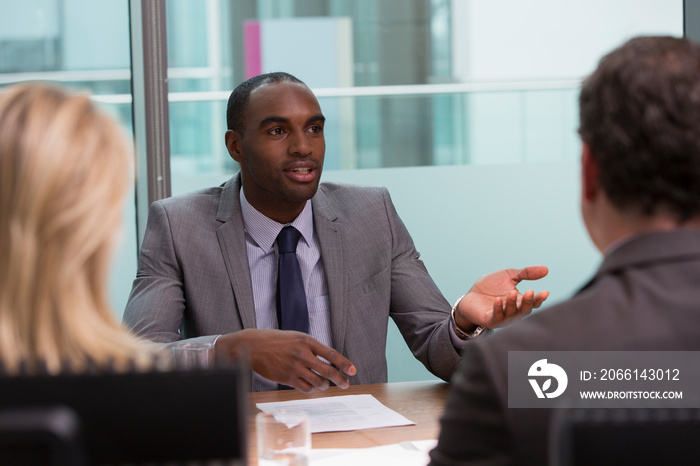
171, 341, 215, 369
256, 410, 310, 466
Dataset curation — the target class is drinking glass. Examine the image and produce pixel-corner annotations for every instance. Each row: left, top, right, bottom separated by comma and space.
256, 410, 310, 466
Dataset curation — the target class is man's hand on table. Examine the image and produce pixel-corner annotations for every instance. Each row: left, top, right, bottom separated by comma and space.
216, 329, 357, 393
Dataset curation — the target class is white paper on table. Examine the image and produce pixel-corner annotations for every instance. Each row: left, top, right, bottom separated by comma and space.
255, 394, 415, 433
309, 439, 437, 466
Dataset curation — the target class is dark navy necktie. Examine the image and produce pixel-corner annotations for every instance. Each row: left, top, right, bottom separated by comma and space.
276, 226, 309, 334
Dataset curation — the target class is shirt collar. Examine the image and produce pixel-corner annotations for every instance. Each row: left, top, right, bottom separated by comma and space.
239, 188, 314, 251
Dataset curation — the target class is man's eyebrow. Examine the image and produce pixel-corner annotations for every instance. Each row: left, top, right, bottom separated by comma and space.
307, 114, 326, 124
258, 116, 289, 128
258, 114, 326, 128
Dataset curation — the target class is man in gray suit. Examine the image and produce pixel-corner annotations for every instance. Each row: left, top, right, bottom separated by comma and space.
124, 72, 548, 392
429, 35, 700, 466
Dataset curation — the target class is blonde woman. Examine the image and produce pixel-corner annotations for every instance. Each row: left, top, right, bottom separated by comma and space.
0, 82, 157, 374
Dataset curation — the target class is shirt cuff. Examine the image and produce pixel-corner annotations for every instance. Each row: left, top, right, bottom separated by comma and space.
450, 320, 471, 349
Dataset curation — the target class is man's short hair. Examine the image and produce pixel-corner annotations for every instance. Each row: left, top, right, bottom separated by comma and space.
226, 72, 305, 134
579, 35, 700, 221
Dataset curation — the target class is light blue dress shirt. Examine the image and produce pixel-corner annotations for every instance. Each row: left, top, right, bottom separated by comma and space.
239, 189, 332, 391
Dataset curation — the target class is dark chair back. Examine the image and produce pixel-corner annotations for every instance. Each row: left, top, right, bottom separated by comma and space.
0, 366, 249, 465
550, 407, 700, 466
0, 406, 86, 466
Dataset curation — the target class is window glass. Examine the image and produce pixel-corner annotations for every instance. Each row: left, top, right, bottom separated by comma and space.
0, 0, 133, 128
165, 0, 683, 194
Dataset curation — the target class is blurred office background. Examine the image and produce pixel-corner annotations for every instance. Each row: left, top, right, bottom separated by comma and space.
0, 0, 686, 381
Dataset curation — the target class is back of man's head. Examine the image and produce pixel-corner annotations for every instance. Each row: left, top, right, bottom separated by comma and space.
579, 36, 700, 222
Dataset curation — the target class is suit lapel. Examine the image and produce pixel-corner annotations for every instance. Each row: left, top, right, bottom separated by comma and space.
215, 174, 257, 329
312, 187, 347, 353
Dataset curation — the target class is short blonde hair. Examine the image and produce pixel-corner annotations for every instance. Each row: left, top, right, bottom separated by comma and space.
0, 82, 156, 374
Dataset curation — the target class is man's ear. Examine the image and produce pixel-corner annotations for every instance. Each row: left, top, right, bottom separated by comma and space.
581, 141, 600, 203
225, 129, 244, 163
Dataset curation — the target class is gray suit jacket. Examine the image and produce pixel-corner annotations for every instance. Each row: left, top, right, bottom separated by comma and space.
124, 174, 461, 385
429, 230, 700, 466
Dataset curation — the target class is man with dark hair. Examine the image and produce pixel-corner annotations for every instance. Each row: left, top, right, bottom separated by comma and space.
226, 71, 304, 133
124, 71, 548, 392
429, 35, 700, 466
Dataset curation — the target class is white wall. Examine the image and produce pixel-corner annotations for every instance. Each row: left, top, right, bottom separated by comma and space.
452, 0, 683, 82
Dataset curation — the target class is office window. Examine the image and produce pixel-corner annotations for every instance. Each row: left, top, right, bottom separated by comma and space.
0, 0, 683, 181
0, 0, 133, 129
162, 0, 683, 195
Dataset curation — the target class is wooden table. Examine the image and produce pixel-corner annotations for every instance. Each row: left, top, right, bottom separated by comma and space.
246, 380, 450, 465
